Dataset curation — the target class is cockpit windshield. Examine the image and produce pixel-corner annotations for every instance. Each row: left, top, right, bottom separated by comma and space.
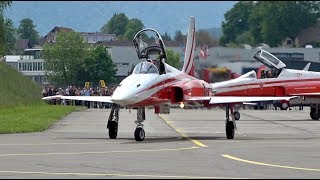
133, 62, 159, 74
238, 70, 257, 79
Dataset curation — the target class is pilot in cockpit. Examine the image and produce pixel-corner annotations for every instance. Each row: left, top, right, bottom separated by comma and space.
147, 58, 166, 75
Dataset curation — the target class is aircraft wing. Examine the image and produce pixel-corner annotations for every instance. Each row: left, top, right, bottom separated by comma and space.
187, 96, 297, 104
42, 95, 113, 103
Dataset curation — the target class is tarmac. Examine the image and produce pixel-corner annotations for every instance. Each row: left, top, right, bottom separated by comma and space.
0, 107, 320, 178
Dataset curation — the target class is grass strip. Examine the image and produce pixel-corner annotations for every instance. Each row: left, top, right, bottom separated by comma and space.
0, 104, 85, 133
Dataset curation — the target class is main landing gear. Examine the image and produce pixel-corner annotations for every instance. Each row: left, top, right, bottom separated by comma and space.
107, 105, 146, 141
225, 104, 237, 139
107, 104, 120, 139
310, 104, 320, 120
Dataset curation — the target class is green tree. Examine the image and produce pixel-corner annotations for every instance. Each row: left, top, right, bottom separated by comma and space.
248, 1, 320, 47
43, 31, 88, 86
174, 30, 185, 44
0, 16, 5, 56
123, 18, 144, 40
17, 18, 39, 47
100, 13, 129, 39
220, 1, 255, 46
161, 32, 172, 41
247, 1, 264, 45
0, 1, 11, 56
196, 30, 218, 47
276, 1, 320, 46
0, 1, 11, 11
4, 18, 15, 54
165, 49, 181, 69
82, 45, 117, 85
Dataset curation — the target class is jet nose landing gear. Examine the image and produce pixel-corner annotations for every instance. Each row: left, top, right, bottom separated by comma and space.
135, 107, 146, 141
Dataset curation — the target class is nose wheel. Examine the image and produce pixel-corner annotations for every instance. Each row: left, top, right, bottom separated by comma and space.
135, 107, 146, 141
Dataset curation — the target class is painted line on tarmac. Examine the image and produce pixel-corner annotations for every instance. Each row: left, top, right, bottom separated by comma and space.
158, 114, 208, 148
0, 147, 199, 157
0, 170, 244, 179
0, 142, 124, 146
223, 154, 320, 172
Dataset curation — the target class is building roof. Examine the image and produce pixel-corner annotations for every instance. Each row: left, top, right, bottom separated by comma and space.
49, 26, 74, 33
38, 37, 47, 46
15, 39, 32, 50
80, 32, 116, 36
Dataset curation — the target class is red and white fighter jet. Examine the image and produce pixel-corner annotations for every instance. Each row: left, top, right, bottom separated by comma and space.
43, 17, 297, 141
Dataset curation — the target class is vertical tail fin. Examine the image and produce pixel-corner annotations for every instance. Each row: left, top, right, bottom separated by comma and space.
182, 16, 196, 77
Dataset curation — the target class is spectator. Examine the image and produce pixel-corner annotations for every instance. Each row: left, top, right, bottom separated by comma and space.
84, 87, 91, 108
42, 87, 47, 97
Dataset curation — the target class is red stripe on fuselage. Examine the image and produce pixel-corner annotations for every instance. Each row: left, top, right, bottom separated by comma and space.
130, 73, 198, 107
138, 73, 196, 94
221, 78, 320, 89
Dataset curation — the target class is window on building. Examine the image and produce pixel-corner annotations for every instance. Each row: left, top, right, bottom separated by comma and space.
22, 63, 26, 71
28, 63, 32, 71
34, 51, 42, 59
94, 36, 97, 41
18, 63, 22, 71
39, 62, 43, 71
33, 62, 38, 71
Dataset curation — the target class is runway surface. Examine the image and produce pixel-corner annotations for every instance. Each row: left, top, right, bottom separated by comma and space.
0, 107, 320, 178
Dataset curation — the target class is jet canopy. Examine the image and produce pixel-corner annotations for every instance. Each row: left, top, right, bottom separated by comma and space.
253, 49, 286, 70
133, 61, 159, 74
132, 28, 167, 60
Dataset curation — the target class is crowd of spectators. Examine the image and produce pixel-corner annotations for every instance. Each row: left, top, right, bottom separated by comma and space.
42, 85, 116, 108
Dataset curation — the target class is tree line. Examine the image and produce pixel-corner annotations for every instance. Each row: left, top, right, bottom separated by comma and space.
220, 1, 320, 47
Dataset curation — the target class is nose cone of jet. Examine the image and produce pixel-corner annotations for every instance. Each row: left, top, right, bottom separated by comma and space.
111, 87, 136, 106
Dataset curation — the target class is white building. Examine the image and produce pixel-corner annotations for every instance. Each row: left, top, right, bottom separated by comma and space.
80, 32, 116, 44
5, 48, 48, 85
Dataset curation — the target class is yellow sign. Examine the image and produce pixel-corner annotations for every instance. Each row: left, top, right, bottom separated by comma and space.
100, 80, 106, 88
85, 82, 90, 88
